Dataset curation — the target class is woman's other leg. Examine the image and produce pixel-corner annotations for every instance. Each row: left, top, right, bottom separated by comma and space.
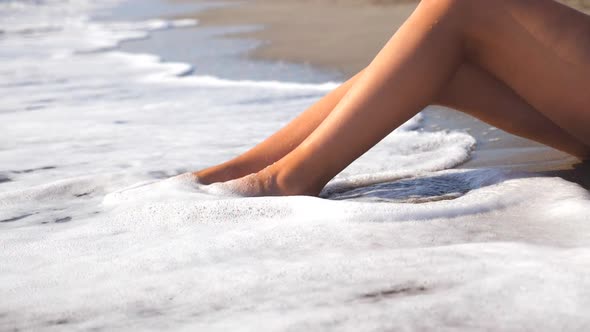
195, 72, 362, 184
436, 63, 590, 159
467, 0, 590, 144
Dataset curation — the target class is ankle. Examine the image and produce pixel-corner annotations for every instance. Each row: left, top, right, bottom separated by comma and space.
269, 163, 324, 197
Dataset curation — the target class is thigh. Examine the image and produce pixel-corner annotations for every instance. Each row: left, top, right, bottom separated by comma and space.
465, 0, 590, 145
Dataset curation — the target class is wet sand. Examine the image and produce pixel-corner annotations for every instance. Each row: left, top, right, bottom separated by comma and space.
176, 0, 589, 188
183, 0, 589, 76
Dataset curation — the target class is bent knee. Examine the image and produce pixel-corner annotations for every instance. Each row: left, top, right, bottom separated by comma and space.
418, 0, 480, 14
417, 0, 497, 28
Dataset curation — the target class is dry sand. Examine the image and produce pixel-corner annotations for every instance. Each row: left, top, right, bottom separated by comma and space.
175, 0, 589, 187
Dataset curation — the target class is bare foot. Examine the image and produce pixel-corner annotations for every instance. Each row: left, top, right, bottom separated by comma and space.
210, 166, 320, 197
193, 162, 249, 185
208, 167, 279, 197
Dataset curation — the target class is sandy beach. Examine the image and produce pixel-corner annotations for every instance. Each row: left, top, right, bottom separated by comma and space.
184, 0, 589, 77
183, 0, 417, 76
180, 0, 589, 187
3, 1, 590, 329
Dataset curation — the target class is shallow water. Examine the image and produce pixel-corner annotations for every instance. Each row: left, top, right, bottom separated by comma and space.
1, 0, 590, 330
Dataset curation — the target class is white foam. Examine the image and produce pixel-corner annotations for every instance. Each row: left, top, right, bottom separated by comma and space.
1, 0, 589, 330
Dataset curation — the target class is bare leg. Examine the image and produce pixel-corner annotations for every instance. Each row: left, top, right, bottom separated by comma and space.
436, 62, 590, 158
196, 62, 588, 184
220, 0, 590, 196
195, 72, 362, 184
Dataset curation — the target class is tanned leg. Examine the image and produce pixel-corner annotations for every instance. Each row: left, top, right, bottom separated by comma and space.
217, 0, 590, 196
195, 61, 588, 185
468, 0, 590, 145
436, 62, 590, 158
194, 72, 362, 184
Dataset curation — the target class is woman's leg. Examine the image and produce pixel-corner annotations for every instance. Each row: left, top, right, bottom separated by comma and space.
195, 72, 362, 184
436, 62, 590, 158
220, 0, 590, 196
196, 61, 588, 186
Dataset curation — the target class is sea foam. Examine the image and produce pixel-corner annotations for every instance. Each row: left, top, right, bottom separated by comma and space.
1, 0, 589, 331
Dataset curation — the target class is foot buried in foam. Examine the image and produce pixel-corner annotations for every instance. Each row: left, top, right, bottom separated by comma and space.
207, 165, 322, 197
206, 167, 280, 197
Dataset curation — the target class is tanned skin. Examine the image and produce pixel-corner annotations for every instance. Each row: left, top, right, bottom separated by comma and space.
194, 0, 590, 196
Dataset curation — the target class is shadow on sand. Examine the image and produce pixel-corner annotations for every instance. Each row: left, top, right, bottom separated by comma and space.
542, 160, 590, 191
327, 161, 590, 204
326, 170, 503, 203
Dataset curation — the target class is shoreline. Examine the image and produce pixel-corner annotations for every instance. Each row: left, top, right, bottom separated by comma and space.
180, 0, 418, 77
181, 0, 589, 76
176, 0, 588, 188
